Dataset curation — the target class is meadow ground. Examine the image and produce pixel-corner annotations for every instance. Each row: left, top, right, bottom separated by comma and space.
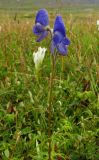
0, 7, 99, 160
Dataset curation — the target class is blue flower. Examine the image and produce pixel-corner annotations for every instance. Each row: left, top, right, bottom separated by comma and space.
33, 9, 49, 42
51, 16, 70, 55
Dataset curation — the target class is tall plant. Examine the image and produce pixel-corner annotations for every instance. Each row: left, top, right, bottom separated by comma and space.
33, 9, 70, 160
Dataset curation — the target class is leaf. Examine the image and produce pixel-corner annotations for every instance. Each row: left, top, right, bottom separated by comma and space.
4, 149, 9, 158
5, 113, 15, 123
21, 127, 32, 135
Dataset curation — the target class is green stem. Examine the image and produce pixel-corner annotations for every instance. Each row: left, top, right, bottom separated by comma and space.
48, 54, 56, 160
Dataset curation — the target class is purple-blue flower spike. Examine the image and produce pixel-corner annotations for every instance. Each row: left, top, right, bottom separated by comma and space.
51, 16, 70, 56
33, 9, 49, 42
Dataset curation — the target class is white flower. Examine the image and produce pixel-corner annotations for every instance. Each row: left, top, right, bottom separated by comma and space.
97, 20, 99, 25
33, 47, 47, 71
97, 20, 99, 30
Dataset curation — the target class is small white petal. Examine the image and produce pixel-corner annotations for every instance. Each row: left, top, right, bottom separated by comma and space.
33, 47, 47, 70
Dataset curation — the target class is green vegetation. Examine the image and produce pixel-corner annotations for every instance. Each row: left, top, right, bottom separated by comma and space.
0, 8, 99, 160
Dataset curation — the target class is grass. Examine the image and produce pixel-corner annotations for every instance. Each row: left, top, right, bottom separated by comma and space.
0, 8, 99, 160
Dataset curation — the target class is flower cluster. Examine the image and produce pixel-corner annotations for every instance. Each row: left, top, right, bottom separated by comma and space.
33, 9, 49, 42
33, 9, 70, 56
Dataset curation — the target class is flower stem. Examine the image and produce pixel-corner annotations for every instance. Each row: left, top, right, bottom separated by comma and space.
48, 54, 56, 160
